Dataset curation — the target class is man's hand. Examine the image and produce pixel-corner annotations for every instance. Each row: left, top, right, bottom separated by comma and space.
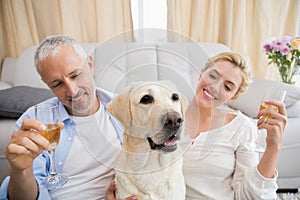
6, 119, 63, 200
6, 119, 64, 172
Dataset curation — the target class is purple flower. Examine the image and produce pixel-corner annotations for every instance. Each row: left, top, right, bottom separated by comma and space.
263, 35, 300, 84
271, 39, 284, 52
263, 44, 271, 52
281, 46, 290, 55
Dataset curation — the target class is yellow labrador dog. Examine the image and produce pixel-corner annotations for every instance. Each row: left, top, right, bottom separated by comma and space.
107, 81, 188, 200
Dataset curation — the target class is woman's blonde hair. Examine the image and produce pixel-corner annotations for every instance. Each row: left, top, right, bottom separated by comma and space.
202, 52, 252, 98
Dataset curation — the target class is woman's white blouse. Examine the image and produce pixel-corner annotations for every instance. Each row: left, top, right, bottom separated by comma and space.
183, 111, 278, 200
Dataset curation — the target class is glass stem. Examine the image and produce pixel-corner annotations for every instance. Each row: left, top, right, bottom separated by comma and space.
49, 150, 57, 176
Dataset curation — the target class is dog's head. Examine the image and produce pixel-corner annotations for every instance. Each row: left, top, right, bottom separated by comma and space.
107, 81, 188, 153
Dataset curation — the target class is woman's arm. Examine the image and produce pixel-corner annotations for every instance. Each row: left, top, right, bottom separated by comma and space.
231, 117, 278, 200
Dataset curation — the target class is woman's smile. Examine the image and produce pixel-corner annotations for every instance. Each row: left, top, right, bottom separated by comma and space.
203, 88, 217, 101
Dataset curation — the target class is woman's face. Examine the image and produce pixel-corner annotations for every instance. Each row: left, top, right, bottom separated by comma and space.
195, 60, 242, 109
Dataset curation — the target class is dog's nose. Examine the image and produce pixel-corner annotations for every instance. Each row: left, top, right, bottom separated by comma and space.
164, 112, 183, 129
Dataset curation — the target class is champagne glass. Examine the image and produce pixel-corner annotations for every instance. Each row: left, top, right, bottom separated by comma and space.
255, 87, 286, 152
34, 103, 68, 190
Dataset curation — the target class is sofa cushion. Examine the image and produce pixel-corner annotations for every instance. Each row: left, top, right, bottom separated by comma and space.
285, 101, 300, 118
0, 86, 55, 119
1, 57, 17, 84
14, 46, 49, 89
94, 43, 158, 94
227, 78, 300, 118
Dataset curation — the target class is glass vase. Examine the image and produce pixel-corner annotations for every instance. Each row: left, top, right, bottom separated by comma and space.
278, 59, 299, 85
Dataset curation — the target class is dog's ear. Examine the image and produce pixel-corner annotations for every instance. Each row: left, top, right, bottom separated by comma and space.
107, 89, 132, 128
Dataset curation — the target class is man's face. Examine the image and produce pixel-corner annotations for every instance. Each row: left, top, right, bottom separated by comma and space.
39, 46, 98, 116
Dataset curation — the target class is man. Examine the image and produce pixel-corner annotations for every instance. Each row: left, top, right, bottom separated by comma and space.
0, 35, 127, 199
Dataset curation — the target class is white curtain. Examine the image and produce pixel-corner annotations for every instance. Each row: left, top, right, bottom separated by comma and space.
167, 0, 300, 79
0, 0, 134, 76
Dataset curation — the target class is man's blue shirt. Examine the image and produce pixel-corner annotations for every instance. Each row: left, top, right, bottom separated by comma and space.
0, 88, 123, 200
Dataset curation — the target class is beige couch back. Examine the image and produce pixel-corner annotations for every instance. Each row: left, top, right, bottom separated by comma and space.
6, 42, 230, 100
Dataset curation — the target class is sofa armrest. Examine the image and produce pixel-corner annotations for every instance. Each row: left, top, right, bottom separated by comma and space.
1, 57, 17, 85
0, 81, 13, 90
227, 78, 300, 118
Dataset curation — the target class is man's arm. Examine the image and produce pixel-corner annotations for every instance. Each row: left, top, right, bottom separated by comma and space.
8, 167, 38, 200
5, 118, 51, 200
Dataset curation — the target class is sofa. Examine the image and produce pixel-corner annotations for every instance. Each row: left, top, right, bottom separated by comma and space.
0, 41, 300, 191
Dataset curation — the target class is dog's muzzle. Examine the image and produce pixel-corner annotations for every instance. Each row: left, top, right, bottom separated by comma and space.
147, 112, 184, 152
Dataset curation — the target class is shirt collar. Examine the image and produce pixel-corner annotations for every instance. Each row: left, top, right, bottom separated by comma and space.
58, 88, 115, 123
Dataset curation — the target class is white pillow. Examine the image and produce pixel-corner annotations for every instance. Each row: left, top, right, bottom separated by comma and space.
226, 78, 300, 118
286, 101, 300, 118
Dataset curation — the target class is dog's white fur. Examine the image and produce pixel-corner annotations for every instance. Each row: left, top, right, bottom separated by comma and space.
107, 81, 188, 200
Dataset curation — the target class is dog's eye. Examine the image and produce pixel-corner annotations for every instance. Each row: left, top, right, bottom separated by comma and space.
171, 93, 179, 101
140, 95, 154, 104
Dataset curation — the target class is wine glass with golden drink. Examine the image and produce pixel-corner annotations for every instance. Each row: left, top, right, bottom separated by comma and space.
256, 87, 286, 152
34, 103, 68, 190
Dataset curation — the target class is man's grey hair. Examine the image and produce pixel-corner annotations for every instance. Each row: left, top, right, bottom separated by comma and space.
34, 35, 87, 73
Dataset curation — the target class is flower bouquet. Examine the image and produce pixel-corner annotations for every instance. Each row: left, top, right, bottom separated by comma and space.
263, 36, 300, 84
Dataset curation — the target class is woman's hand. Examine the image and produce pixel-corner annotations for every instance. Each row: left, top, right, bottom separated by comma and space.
257, 100, 287, 151
257, 100, 287, 178
105, 180, 138, 200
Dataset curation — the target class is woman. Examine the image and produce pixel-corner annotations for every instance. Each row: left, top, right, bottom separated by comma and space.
183, 52, 287, 199
105, 52, 287, 200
